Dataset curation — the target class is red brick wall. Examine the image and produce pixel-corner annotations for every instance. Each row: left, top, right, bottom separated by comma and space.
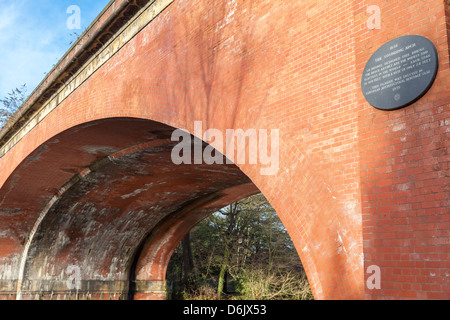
355, 0, 450, 300
0, 0, 448, 300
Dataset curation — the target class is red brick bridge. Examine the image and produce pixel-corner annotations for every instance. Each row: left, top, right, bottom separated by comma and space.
0, 0, 448, 300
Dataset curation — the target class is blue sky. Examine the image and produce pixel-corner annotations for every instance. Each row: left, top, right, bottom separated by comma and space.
0, 0, 111, 99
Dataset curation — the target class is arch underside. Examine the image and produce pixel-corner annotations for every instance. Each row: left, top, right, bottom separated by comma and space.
0, 118, 259, 299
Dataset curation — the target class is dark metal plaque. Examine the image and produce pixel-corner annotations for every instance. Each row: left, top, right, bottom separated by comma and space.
361, 35, 439, 111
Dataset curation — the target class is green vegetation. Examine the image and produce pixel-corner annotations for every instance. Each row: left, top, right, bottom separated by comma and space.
167, 194, 313, 300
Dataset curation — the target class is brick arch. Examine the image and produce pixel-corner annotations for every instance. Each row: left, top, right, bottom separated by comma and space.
5, 118, 262, 300
129, 183, 260, 300
0, 0, 368, 300
0, 88, 364, 301
0, 113, 363, 301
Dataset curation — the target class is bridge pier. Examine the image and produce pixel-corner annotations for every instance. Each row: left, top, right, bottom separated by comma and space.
132, 281, 168, 300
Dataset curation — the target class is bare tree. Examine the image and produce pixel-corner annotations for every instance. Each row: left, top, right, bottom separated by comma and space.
182, 232, 194, 283
0, 84, 27, 128
217, 202, 240, 299
167, 194, 313, 300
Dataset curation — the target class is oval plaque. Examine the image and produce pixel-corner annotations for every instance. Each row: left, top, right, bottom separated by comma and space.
361, 35, 439, 111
